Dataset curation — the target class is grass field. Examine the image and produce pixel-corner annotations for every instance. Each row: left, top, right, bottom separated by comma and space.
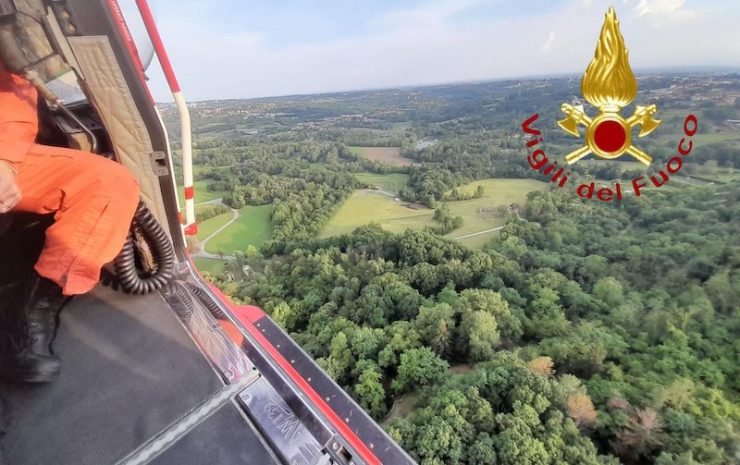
177, 180, 228, 206
348, 146, 416, 166
320, 179, 547, 248
205, 204, 272, 254
196, 212, 233, 241
318, 191, 434, 238
355, 172, 409, 194
441, 178, 547, 239
193, 257, 226, 275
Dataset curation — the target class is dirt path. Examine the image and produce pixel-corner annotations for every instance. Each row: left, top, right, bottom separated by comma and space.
453, 225, 505, 240
191, 198, 239, 260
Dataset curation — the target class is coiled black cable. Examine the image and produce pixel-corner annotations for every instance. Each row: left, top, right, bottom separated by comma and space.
113, 200, 176, 295
186, 282, 228, 320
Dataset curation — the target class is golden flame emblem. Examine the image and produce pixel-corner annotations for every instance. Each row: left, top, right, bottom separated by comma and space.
582, 7, 637, 110
558, 6, 661, 166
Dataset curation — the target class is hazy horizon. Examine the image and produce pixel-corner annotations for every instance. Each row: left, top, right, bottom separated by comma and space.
154, 66, 735, 104
122, 0, 739, 102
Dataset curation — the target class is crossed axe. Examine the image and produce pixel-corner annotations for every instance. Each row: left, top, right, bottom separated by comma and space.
558, 104, 661, 166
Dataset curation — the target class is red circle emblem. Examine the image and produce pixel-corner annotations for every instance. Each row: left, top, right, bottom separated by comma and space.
593, 120, 627, 153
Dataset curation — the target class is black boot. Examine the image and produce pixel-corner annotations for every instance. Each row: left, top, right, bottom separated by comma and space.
0, 273, 69, 383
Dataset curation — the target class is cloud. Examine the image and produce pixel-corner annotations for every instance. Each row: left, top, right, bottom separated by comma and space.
142, 0, 739, 100
376, 0, 488, 29
541, 30, 556, 53
634, 0, 697, 21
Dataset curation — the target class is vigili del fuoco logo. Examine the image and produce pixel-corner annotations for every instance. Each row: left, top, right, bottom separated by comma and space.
521, 6, 698, 202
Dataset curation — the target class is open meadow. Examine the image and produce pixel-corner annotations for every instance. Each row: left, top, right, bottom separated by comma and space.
320, 178, 547, 247
318, 190, 435, 238
354, 172, 410, 194
205, 204, 273, 255
196, 211, 233, 241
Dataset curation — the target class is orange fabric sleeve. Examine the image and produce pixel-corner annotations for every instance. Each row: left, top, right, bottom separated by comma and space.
0, 63, 39, 164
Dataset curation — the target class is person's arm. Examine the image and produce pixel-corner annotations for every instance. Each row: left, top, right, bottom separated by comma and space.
0, 64, 39, 167
0, 64, 37, 212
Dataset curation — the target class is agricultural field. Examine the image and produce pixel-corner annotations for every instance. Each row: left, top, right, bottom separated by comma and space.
354, 172, 409, 194
347, 146, 415, 166
320, 179, 547, 247
205, 204, 273, 255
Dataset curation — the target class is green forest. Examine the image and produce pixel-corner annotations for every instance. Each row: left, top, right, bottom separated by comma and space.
218, 186, 738, 465
166, 74, 740, 465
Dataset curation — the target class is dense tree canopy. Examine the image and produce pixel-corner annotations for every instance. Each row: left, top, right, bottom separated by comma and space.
212, 183, 739, 465
184, 75, 739, 465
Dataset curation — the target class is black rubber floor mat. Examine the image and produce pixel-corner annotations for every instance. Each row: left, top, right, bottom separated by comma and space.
149, 403, 280, 465
0, 286, 223, 465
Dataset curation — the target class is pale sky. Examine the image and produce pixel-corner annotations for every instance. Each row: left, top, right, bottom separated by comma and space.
120, 0, 739, 101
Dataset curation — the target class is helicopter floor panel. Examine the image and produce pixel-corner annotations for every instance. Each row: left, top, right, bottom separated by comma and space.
0, 285, 275, 465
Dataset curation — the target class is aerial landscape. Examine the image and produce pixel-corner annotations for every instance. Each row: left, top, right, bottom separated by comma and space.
161, 71, 740, 465
0, 0, 738, 463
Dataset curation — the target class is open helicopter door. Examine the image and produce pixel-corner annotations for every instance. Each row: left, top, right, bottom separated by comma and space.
0, 1, 416, 464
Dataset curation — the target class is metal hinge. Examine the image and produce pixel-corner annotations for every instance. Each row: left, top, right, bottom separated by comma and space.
149, 151, 169, 176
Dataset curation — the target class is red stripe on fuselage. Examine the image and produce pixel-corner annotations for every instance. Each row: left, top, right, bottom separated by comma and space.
135, 0, 181, 93
211, 289, 381, 465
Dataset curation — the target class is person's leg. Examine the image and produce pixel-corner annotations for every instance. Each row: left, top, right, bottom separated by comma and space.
0, 145, 139, 383
13, 144, 140, 295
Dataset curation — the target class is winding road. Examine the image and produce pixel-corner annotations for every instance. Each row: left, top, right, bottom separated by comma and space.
191, 198, 239, 260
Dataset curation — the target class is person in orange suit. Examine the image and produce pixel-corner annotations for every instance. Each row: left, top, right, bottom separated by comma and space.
0, 61, 140, 383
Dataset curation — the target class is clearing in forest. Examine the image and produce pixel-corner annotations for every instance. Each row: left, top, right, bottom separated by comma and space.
443, 178, 547, 239
320, 179, 547, 248
205, 204, 273, 255
196, 212, 233, 241
318, 190, 434, 238
355, 172, 410, 194
348, 146, 416, 166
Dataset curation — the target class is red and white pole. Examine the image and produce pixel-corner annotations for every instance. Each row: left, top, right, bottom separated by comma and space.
135, 0, 197, 236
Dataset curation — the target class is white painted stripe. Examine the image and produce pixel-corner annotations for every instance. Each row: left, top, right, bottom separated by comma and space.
173, 91, 195, 228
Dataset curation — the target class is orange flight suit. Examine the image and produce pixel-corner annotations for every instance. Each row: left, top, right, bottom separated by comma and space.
0, 64, 140, 296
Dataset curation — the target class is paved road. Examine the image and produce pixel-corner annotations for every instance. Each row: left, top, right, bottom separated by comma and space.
453, 225, 505, 240
190, 198, 239, 260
